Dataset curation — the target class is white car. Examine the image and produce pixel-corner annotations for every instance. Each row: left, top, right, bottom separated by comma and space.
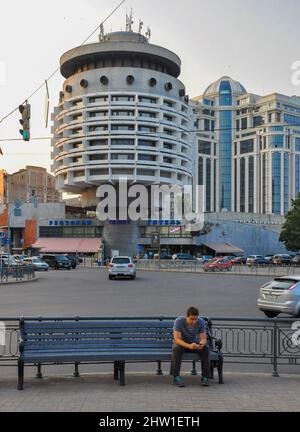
108, 256, 136, 280
246, 255, 265, 266
23, 257, 49, 272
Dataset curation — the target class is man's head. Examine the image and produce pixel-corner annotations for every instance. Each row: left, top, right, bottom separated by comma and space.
186, 306, 199, 326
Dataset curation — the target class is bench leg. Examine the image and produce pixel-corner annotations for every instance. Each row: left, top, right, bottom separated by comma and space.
18, 360, 24, 391
119, 361, 125, 386
156, 361, 163, 376
74, 362, 80, 378
209, 362, 214, 380
217, 358, 224, 384
191, 360, 198, 376
36, 363, 43, 379
114, 362, 119, 381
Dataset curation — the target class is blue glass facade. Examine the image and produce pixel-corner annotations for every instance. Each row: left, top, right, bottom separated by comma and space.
284, 153, 289, 214
284, 114, 300, 126
272, 153, 281, 214
269, 135, 284, 148
219, 81, 233, 210
296, 155, 300, 196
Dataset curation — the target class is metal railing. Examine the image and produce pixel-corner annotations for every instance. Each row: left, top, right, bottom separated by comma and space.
0, 316, 299, 376
0, 266, 36, 284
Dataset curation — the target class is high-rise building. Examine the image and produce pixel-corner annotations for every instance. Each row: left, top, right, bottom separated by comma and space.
192, 76, 300, 216
52, 25, 193, 256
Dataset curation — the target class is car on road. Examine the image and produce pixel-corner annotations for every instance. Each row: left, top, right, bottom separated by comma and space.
64, 255, 79, 269
292, 254, 300, 266
108, 256, 136, 280
271, 254, 292, 266
248, 257, 272, 266
257, 276, 300, 318
41, 254, 71, 270
172, 253, 196, 261
246, 255, 265, 265
231, 256, 247, 265
23, 257, 49, 272
153, 252, 172, 260
264, 255, 274, 262
203, 258, 233, 272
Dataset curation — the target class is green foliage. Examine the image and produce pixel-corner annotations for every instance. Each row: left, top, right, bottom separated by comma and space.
279, 193, 300, 251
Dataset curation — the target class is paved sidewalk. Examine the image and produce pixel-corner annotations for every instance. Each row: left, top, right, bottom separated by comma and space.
0, 372, 300, 412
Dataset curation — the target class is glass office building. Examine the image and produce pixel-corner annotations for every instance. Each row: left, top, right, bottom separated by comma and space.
192, 76, 300, 216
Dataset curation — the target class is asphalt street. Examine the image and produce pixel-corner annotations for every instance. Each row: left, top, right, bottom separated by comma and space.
0, 267, 272, 318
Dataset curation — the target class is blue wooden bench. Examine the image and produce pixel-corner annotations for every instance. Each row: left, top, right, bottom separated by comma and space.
18, 318, 224, 390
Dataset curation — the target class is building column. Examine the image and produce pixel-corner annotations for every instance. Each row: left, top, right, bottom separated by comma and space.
236, 158, 241, 212
280, 152, 284, 216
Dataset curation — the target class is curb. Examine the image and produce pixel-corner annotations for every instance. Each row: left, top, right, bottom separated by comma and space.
0, 276, 39, 286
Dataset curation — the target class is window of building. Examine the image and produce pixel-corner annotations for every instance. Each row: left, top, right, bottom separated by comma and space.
240, 139, 254, 154
89, 125, 108, 132
241, 118, 248, 130
112, 95, 135, 102
111, 139, 135, 146
138, 154, 156, 162
89, 111, 108, 118
138, 140, 156, 147
164, 114, 174, 122
139, 111, 157, 118
137, 169, 155, 176
219, 81, 232, 106
111, 168, 134, 175
164, 143, 173, 150
111, 124, 135, 131
269, 135, 284, 148
73, 171, 85, 178
163, 157, 173, 164
138, 126, 157, 133
204, 119, 210, 131
164, 100, 174, 108
198, 141, 211, 155
90, 168, 109, 176
272, 153, 281, 214
240, 158, 245, 212
164, 128, 174, 136
284, 113, 300, 126
89, 96, 108, 103
111, 110, 135, 117
198, 157, 203, 185
253, 116, 264, 127
111, 154, 135, 160
295, 137, 300, 152
139, 96, 157, 104
88, 154, 108, 161
88, 139, 108, 147
160, 171, 172, 178
248, 156, 254, 213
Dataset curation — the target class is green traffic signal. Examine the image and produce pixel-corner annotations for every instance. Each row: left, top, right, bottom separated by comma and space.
18, 103, 31, 142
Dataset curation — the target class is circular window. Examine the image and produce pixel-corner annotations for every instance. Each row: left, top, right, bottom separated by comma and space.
100, 76, 109, 85
165, 82, 173, 91
127, 75, 135, 85
149, 78, 157, 87
80, 79, 88, 88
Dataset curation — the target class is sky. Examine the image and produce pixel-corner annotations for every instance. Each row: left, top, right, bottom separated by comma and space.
0, 0, 300, 176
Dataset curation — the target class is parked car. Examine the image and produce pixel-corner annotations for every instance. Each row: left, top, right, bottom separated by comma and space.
200, 255, 214, 264
204, 258, 232, 272
172, 253, 196, 261
23, 257, 49, 272
248, 257, 272, 266
257, 276, 300, 318
264, 255, 274, 262
246, 255, 265, 265
271, 254, 292, 266
292, 254, 300, 266
64, 255, 78, 269
154, 252, 172, 260
231, 256, 247, 265
108, 256, 136, 280
41, 254, 71, 270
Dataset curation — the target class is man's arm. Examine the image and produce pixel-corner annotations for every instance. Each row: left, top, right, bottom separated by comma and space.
173, 331, 199, 350
198, 332, 207, 349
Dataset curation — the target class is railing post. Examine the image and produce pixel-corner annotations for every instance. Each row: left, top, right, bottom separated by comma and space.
272, 319, 280, 377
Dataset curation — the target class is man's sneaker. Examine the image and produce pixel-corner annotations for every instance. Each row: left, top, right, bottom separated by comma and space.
201, 377, 209, 387
173, 376, 185, 387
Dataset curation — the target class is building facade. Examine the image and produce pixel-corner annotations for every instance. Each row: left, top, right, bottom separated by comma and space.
52, 27, 194, 256
0, 166, 61, 205
192, 76, 300, 216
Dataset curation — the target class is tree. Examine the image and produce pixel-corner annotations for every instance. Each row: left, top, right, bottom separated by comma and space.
279, 194, 300, 251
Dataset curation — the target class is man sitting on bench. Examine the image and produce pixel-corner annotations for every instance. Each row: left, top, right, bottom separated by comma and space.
170, 306, 210, 387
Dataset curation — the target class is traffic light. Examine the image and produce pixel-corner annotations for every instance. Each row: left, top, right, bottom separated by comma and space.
19, 103, 31, 141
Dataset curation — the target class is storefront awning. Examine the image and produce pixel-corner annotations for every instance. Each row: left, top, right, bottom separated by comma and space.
201, 242, 244, 255
32, 238, 102, 254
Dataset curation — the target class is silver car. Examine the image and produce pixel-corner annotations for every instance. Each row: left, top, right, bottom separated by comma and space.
257, 276, 300, 318
108, 257, 136, 280
23, 257, 49, 272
